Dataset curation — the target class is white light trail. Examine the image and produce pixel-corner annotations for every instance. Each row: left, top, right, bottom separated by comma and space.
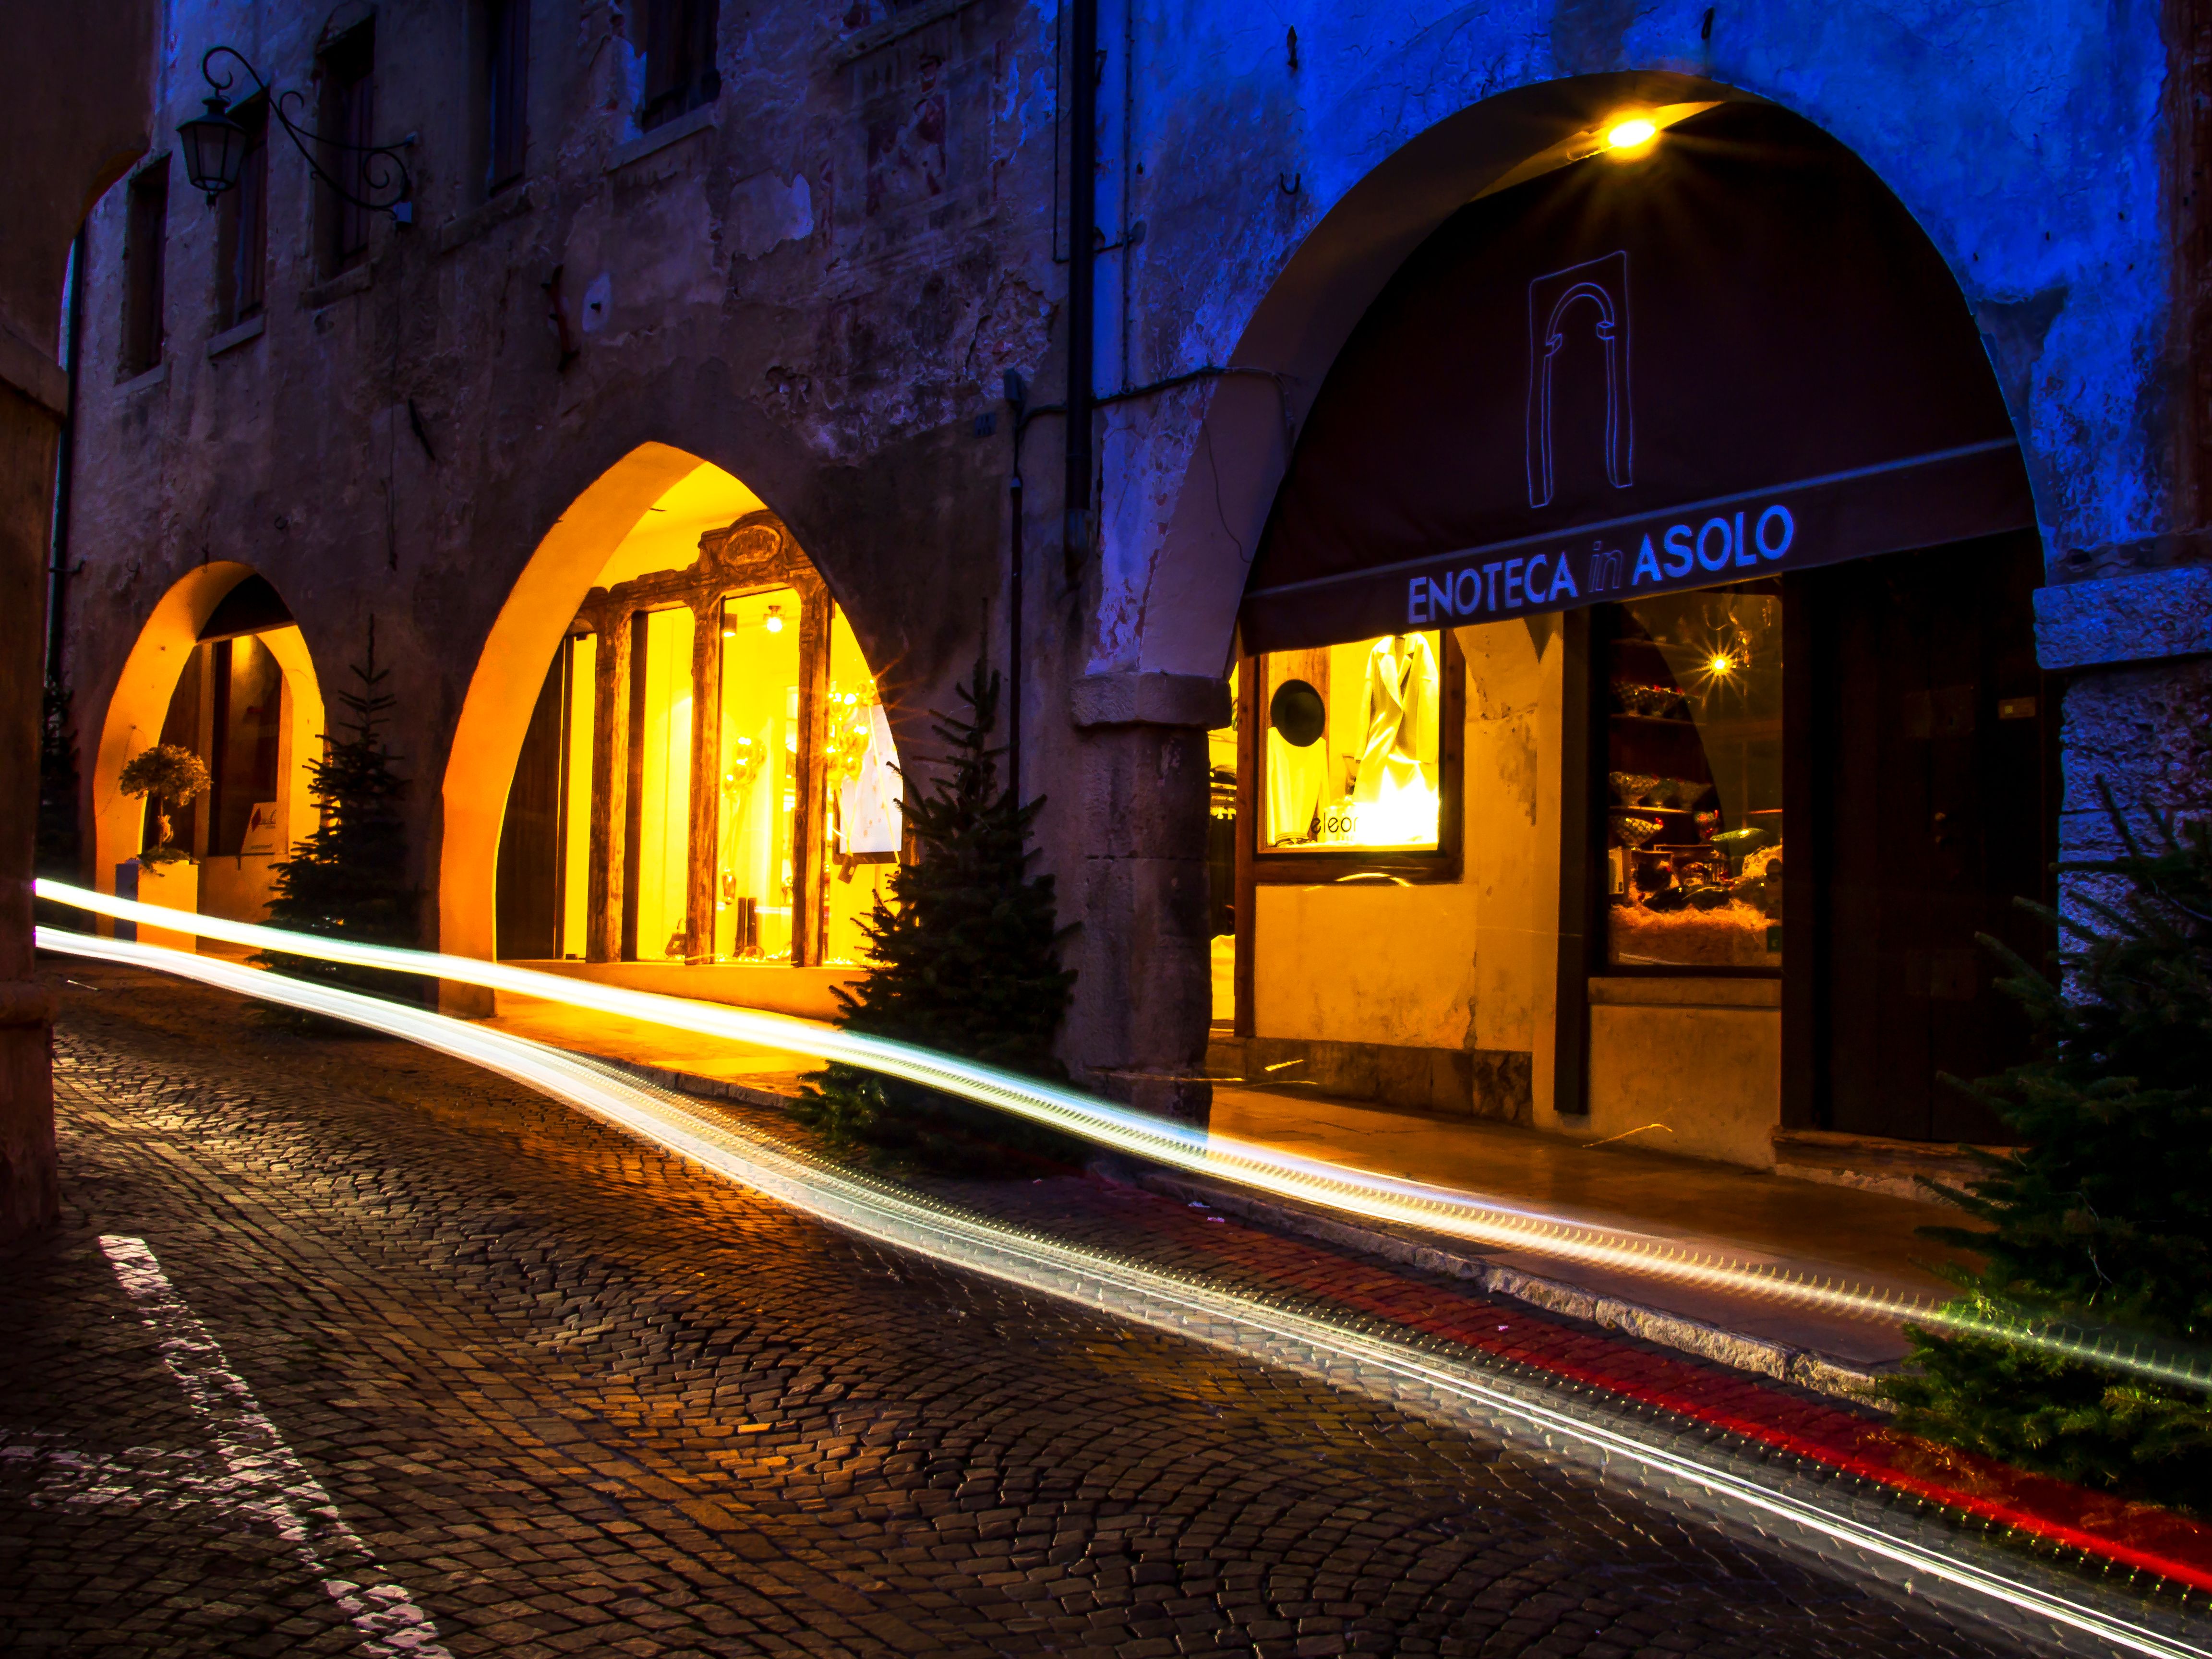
41, 925, 2212, 1659
34, 878, 2212, 1395
98, 1232, 453, 1657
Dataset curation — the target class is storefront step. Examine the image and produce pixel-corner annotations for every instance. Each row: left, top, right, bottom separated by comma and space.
1205, 1034, 1532, 1124
1769, 1127, 2015, 1207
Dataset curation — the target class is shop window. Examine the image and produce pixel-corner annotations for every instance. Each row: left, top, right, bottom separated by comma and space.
822, 607, 899, 965
639, 0, 720, 131
317, 24, 375, 275
1257, 631, 1446, 856
504, 509, 898, 967
215, 99, 268, 326
120, 158, 168, 376
714, 589, 800, 960
630, 604, 697, 960
1600, 584, 1783, 971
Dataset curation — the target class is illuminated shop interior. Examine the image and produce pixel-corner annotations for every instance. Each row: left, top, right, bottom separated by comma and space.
136, 575, 324, 927
495, 465, 900, 972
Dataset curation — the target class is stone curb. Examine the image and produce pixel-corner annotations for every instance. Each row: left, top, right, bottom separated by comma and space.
1133, 1168, 1892, 1407
585, 1051, 1891, 1408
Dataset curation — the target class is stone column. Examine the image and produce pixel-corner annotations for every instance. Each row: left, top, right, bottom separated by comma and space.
1068, 671, 1231, 1127
0, 389, 63, 1237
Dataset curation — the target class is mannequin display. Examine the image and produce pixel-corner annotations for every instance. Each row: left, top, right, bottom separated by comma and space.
1352, 633, 1440, 842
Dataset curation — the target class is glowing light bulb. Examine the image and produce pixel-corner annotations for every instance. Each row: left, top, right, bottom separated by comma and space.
1707, 652, 1733, 676
764, 606, 785, 634
1606, 117, 1657, 151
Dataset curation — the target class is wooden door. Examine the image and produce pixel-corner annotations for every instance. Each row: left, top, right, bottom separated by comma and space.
1799, 532, 2051, 1142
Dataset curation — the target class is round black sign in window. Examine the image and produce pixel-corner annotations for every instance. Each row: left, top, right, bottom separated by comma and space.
1268, 679, 1327, 747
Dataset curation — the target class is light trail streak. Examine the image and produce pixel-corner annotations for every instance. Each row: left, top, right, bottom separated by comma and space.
34, 878, 2212, 1395
40, 924, 2212, 1659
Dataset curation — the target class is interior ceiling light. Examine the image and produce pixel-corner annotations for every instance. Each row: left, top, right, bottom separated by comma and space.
1606, 116, 1659, 151
764, 605, 785, 634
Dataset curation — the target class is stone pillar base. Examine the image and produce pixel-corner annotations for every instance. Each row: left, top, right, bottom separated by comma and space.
0, 980, 60, 1242
1086, 1067, 1213, 1131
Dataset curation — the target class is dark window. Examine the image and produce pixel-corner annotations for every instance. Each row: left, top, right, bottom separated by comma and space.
121, 159, 168, 375
318, 24, 376, 274
639, 0, 719, 131
485, 0, 530, 192
216, 99, 268, 326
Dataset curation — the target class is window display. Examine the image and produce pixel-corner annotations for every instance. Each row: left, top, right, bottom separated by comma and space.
1259, 631, 1442, 853
715, 589, 801, 960
513, 510, 899, 967
1602, 586, 1783, 969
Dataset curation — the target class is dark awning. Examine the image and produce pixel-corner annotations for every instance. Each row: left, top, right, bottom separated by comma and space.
1240, 103, 2036, 655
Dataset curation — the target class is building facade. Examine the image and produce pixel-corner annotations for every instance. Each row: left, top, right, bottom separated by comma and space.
58, 0, 2212, 1170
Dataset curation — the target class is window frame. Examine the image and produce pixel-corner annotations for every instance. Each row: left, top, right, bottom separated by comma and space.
483, 0, 530, 195
639, 0, 721, 132
120, 156, 169, 376
316, 23, 377, 276
1240, 627, 1466, 887
216, 97, 269, 327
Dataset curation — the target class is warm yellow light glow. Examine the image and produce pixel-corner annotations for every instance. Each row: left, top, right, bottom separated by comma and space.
764, 605, 785, 634
1707, 652, 1734, 677
1606, 117, 1657, 150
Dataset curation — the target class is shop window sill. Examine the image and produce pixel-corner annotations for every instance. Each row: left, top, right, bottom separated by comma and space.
302, 264, 373, 310
436, 181, 536, 255
206, 314, 264, 360
607, 103, 716, 174
1588, 975, 1779, 1010
118, 361, 168, 395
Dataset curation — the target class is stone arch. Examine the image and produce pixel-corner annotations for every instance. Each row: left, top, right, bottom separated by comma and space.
440, 443, 902, 1007
1126, 70, 2038, 678
88, 562, 328, 923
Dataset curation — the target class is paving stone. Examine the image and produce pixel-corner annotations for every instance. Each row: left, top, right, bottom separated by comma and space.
0, 967, 2056, 1657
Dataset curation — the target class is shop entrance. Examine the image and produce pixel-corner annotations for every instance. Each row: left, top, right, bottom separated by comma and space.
1788, 532, 2052, 1143
1222, 96, 2047, 1162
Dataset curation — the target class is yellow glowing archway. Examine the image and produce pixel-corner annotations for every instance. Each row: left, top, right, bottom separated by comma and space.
89, 563, 328, 933
442, 445, 895, 1019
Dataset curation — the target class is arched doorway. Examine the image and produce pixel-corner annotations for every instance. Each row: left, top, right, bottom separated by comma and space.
1205, 95, 2045, 1166
89, 564, 328, 942
445, 448, 900, 1021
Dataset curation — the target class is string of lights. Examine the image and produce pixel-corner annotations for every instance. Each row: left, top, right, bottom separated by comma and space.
33, 878, 2212, 1396
36, 921, 2212, 1659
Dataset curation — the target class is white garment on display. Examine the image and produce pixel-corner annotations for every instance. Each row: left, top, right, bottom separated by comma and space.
1353, 633, 1440, 804
1266, 727, 1326, 844
839, 702, 903, 854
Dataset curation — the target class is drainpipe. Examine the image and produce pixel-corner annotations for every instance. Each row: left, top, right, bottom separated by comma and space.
1063, 0, 1097, 583
46, 228, 86, 682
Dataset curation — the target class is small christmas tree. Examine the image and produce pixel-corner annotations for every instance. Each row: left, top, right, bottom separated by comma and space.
255, 619, 421, 1004
794, 653, 1078, 1169
1885, 786, 2212, 1511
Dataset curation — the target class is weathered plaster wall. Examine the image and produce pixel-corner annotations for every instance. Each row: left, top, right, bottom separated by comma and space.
1089, 0, 2172, 679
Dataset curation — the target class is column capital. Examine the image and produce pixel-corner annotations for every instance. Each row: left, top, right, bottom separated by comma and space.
1070, 672, 1231, 730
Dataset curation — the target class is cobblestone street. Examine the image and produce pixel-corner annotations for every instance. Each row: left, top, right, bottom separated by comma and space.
1, 967, 2042, 1658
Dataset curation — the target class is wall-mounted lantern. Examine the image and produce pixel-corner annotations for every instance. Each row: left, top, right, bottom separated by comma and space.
177, 45, 414, 223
